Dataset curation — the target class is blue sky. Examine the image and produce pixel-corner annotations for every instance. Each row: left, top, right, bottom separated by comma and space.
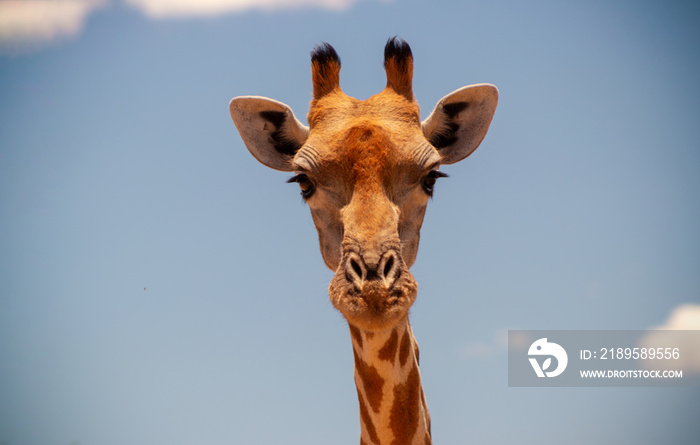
1, 0, 699, 444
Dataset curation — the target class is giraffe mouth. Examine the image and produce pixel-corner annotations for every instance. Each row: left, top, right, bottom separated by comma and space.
328, 252, 418, 331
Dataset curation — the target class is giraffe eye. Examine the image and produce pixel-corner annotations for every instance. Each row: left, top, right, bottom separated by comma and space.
421, 170, 448, 196
287, 174, 316, 199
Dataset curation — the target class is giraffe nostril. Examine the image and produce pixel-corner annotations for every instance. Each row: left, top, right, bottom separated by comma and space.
379, 251, 400, 289
345, 252, 365, 290
383, 255, 395, 278
350, 258, 363, 279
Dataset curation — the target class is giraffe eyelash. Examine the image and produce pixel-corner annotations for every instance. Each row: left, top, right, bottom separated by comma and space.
287, 173, 316, 199
422, 170, 448, 196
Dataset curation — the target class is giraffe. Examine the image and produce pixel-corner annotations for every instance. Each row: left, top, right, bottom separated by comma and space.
229, 38, 498, 445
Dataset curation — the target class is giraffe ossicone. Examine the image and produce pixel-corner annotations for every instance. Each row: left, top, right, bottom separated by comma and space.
230, 38, 498, 445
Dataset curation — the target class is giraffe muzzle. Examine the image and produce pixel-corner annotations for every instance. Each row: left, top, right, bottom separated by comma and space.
329, 247, 418, 331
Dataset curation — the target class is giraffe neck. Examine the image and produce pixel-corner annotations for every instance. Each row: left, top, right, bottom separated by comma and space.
349, 317, 431, 445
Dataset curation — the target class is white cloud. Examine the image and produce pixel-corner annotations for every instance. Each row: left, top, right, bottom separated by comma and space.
650, 303, 700, 330
0, 0, 106, 52
638, 303, 700, 374
123, 0, 363, 18
0, 0, 377, 53
506, 329, 533, 352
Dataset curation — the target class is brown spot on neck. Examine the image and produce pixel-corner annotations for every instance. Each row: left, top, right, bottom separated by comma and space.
353, 349, 384, 414
415, 339, 420, 365
349, 324, 363, 350
378, 328, 399, 362
398, 329, 412, 368
358, 392, 380, 444
389, 363, 421, 445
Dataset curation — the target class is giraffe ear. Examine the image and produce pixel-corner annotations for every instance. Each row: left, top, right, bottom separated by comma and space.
229, 96, 309, 172
421, 84, 498, 165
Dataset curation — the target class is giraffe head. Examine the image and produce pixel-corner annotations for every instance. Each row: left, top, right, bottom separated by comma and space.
230, 38, 497, 332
